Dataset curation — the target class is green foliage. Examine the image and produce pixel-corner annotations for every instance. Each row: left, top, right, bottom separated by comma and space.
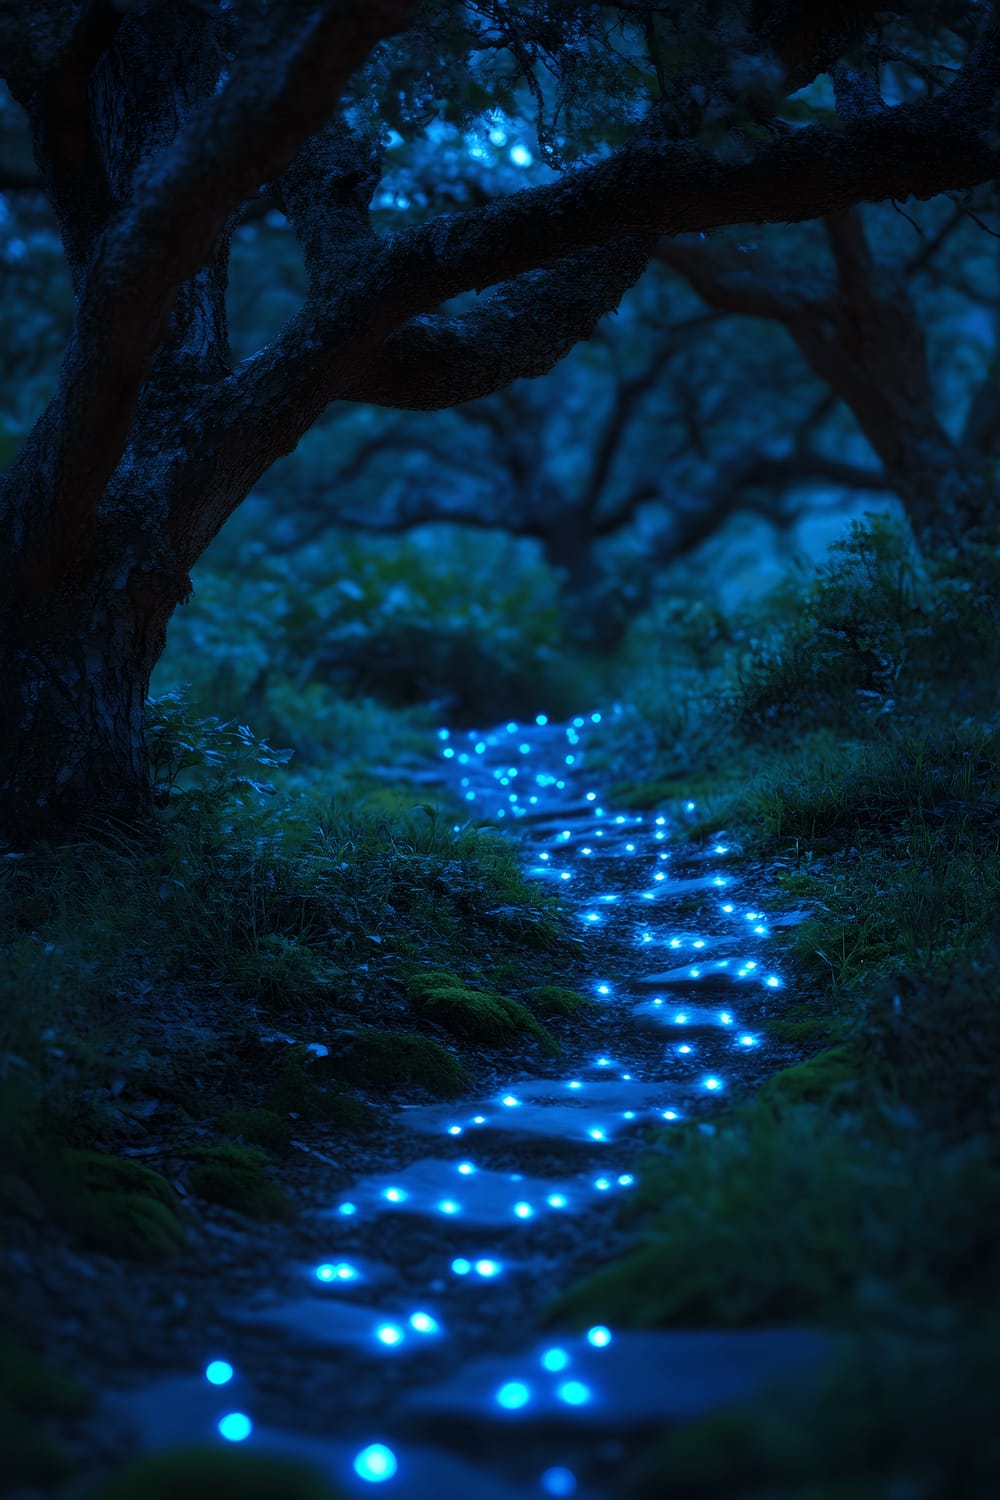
314, 1028, 471, 1097
187, 1143, 296, 1222
406, 969, 558, 1051
89, 1446, 344, 1500
217, 1108, 292, 1152
146, 687, 293, 809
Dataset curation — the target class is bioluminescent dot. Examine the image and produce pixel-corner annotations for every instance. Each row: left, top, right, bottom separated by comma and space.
568, 1080, 582, 1090
438, 1200, 460, 1215
582, 846, 592, 855
703, 1076, 723, 1091
473, 1115, 486, 1124
475, 741, 486, 754
448, 1124, 462, 1135
617, 1174, 634, 1187
536, 714, 548, 726
502, 1094, 520, 1107
591, 712, 602, 722
409, 1312, 440, 1334
623, 1110, 635, 1120
693, 939, 705, 949
547, 1193, 568, 1208
685, 801, 695, 811
205, 1360, 233, 1386
662, 1110, 679, 1121
476, 1258, 501, 1277
596, 983, 611, 995
383, 1187, 407, 1203
316, 1262, 358, 1283
451, 1257, 472, 1275
457, 1162, 476, 1175
615, 815, 626, 825
754, 924, 767, 934
678, 1044, 692, 1054
519, 743, 530, 754
376, 1323, 404, 1346
466, 791, 475, 801
594, 1177, 611, 1191
497, 1380, 531, 1409
739, 1034, 756, 1047
560, 871, 572, 880
655, 816, 666, 826
587, 1325, 612, 1348
584, 913, 600, 923
573, 717, 585, 728
714, 844, 728, 854
506, 721, 517, 733
353, 1444, 397, 1483
626, 842, 635, 852
514, 1201, 534, 1219
510, 144, 533, 166
442, 746, 455, 759
713, 876, 727, 886
565, 755, 575, 766
438, 729, 450, 741
722, 902, 734, 913
689, 967, 701, 978
539, 851, 550, 860
674, 1012, 688, 1024
557, 1380, 592, 1406
542, 1466, 577, 1497
542, 1347, 571, 1372
338, 1202, 357, 1216
669, 937, 681, 948
596, 1056, 611, 1067
218, 1412, 252, 1443
767, 976, 781, 988
588, 1128, 606, 1141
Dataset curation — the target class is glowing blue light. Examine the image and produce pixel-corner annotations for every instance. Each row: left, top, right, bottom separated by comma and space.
568, 1081, 582, 1090
438, 1200, 461, 1215
497, 1380, 531, 1409
591, 712, 601, 722
669, 938, 681, 949
514, 1201, 534, 1219
316, 1262, 358, 1283
560, 872, 572, 880
519, 743, 531, 754
754, 924, 767, 934
205, 1361, 233, 1385
655, 817, 666, 826
475, 741, 486, 754
383, 1187, 407, 1203
542, 1467, 577, 1497
466, 792, 475, 801
714, 844, 728, 854
502, 1095, 520, 1107
510, 144, 533, 166
674, 1012, 688, 1024
438, 729, 450, 741
442, 747, 455, 759
693, 939, 705, 948
585, 913, 600, 923
678, 1044, 692, 1054
353, 1444, 398, 1483
719, 1012, 732, 1025
588, 1128, 606, 1141
767, 976, 781, 988
557, 1380, 591, 1406
703, 1076, 723, 1091
506, 721, 517, 733
623, 1111, 635, 1120
409, 1312, 440, 1334
689, 968, 700, 978
597, 984, 610, 995
662, 1110, 678, 1120
654, 872, 665, 882
740, 1035, 756, 1047
618, 1173, 634, 1186
596, 1057, 611, 1067
615, 815, 626, 825
489, 125, 508, 146
448, 1125, 462, 1136
542, 1347, 571, 1372
722, 903, 734, 912
626, 842, 635, 852
686, 801, 695, 811
451, 1257, 472, 1275
458, 1162, 476, 1175
338, 1202, 357, 1216
547, 1193, 568, 1208
565, 755, 575, 765
573, 717, 585, 728
582, 847, 592, 855
587, 1325, 612, 1348
594, 1177, 611, 1191
475, 1259, 501, 1277
473, 1115, 486, 1123
536, 714, 548, 726
218, 1412, 252, 1443
376, 1324, 404, 1346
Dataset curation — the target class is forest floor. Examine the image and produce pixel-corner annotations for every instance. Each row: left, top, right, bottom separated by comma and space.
4, 714, 830, 1500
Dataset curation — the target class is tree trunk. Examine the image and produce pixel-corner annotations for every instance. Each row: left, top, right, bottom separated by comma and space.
0, 559, 178, 846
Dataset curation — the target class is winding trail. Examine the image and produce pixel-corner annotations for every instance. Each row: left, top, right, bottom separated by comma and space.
101, 712, 826, 1498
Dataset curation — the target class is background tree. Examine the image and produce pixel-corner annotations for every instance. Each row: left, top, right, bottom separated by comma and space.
1, 0, 999, 842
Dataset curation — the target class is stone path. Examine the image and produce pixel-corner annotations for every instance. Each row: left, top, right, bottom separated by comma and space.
100, 710, 826, 1497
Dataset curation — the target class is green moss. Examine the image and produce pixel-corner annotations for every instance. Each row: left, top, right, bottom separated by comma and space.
755, 1046, 864, 1108
187, 1144, 295, 1222
315, 1027, 471, 1097
406, 969, 558, 1053
528, 984, 596, 1016
89, 1446, 344, 1500
262, 1049, 378, 1126
217, 1108, 292, 1152
0, 1334, 90, 1486
227, 935, 347, 1012
57, 1151, 186, 1259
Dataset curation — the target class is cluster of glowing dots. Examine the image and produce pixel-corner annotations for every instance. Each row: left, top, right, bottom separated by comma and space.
375, 1311, 441, 1347
495, 1326, 613, 1418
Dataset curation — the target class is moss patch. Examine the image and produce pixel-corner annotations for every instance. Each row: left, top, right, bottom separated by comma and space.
528, 984, 595, 1016
89, 1446, 344, 1500
406, 969, 558, 1053
314, 1027, 470, 1097
187, 1144, 295, 1222
0, 1335, 89, 1487
217, 1108, 292, 1152
57, 1151, 186, 1259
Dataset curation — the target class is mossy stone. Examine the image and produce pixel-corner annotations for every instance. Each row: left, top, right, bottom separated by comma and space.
315, 1027, 470, 1097
58, 1150, 185, 1259
187, 1144, 295, 1222
89, 1446, 344, 1500
406, 970, 558, 1053
757, 1045, 862, 1108
529, 984, 595, 1016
